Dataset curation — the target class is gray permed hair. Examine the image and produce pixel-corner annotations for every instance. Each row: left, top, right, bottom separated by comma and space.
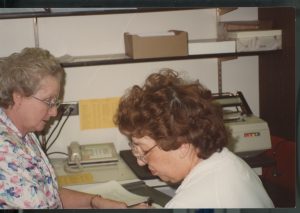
0, 47, 65, 108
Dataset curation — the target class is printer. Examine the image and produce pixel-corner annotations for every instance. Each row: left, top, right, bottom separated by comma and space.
213, 91, 272, 158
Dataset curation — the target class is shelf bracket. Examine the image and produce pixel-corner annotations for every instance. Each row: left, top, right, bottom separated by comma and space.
218, 56, 238, 94
217, 58, 222, 94
33, 17, 39, 48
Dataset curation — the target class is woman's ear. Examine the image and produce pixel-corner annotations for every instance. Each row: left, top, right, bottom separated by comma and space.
178, 143, 191, 159
12, 92, 23, 107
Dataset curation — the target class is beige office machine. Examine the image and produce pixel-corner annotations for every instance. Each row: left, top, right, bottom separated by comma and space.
213, 91, 272, 157
67, 142, 119, 168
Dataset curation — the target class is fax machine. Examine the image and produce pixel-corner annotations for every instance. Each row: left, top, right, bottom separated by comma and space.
213, 91, 272, 158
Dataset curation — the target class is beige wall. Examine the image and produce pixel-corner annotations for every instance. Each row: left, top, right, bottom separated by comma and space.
0, 8, 259, 155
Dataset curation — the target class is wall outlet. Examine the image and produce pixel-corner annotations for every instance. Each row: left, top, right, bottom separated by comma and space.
59, 103, 79, 116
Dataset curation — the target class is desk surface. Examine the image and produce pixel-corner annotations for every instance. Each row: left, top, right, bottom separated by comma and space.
51, 156, 138, 185
50, 156, 172, 207
51, 152, 276, 207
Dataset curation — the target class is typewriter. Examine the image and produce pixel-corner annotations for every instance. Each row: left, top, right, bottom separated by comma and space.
213, 91, 272, 158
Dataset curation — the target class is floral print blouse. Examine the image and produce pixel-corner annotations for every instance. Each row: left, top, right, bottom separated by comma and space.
0, 108, 63, 209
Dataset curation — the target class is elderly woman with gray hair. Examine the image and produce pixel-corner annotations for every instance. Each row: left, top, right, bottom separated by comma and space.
0, 48, 128, 209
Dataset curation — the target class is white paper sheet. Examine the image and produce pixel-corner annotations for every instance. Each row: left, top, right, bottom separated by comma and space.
64, 180, 149, 206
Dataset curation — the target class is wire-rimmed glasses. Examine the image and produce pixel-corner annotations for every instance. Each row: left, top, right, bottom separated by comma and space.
128, 141, 158, 163
32, 96, 61, 109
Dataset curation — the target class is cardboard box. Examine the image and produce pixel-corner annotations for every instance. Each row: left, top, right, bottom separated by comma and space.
124, 30, 188, 59
227, 29, 282, 52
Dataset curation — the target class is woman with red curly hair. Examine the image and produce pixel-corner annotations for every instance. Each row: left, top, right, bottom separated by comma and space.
115, 68, 274, 208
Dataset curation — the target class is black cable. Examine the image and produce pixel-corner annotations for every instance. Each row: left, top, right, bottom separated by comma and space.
46, 108, 73, 153
37, 107, 65, 153
45, 107, 66, 146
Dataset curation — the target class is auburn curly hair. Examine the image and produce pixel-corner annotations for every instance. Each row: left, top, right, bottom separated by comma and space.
114, 68, 228, 159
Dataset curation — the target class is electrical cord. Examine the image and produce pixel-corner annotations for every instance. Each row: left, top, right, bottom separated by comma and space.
45, 106, 66, 148
46, 107, 73, 153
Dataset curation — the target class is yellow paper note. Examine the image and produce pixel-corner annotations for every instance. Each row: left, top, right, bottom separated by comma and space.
57, 173, 94, 187
79, 97, 120, 130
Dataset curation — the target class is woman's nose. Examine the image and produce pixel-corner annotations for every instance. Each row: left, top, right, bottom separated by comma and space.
48, 106, 58, 117
136, 158, 147, 166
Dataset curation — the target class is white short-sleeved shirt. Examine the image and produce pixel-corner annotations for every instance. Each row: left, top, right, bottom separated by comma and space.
166, 147, 274, 208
